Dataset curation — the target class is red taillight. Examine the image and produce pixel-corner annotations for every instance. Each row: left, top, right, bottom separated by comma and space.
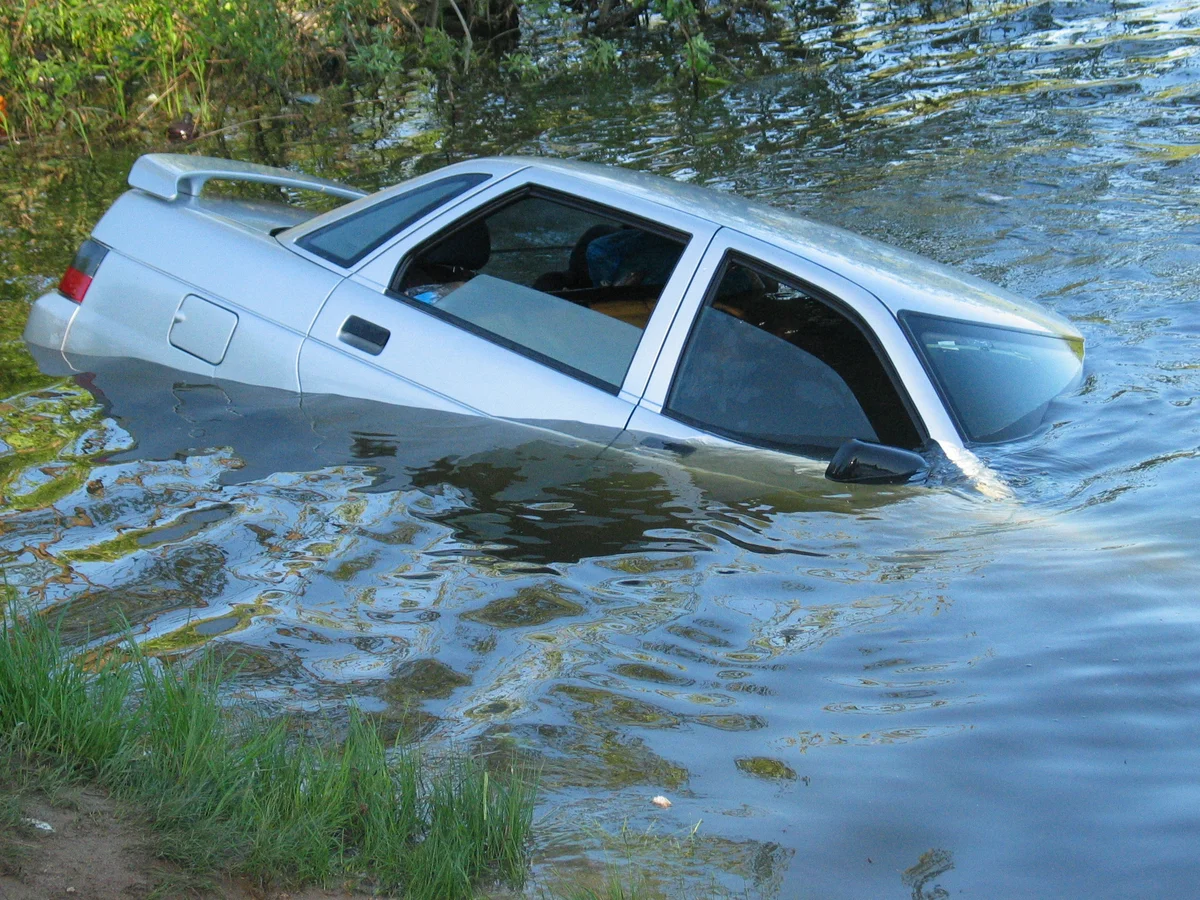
59, 267, 93, 303
58, 239, 108, 304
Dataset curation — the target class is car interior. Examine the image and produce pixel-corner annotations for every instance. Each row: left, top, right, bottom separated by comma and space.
385, 194, 918, 447
667, 260, 922, 453
393, 195, 687, 330
388, 194, 690, 387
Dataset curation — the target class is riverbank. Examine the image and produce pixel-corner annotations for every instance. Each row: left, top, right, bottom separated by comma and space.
0, 601, 535, 898
0, 0, 736, 146
1, 784, 358, 899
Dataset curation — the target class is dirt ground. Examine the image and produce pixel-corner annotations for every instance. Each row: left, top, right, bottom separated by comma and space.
0, 789, 355, 900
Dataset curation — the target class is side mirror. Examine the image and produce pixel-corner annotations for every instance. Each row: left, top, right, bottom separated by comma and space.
825, 439, 927, 485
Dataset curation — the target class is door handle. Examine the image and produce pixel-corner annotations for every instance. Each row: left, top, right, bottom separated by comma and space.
338, 316, 390, 356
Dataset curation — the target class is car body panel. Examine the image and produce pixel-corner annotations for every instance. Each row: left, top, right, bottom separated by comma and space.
61, 250, 220, 375
24, 291, 80, 352
74, 189, 346, 392
297, 337, 479, 415
304, 275, 639, 444
193, 195, 317, 233
91, 190, 342, 337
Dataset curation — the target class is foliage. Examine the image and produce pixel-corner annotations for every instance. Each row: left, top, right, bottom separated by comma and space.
0, 0, 776, 143
583, 37, 620, 73
0, 599, 536, 895
657, 0, 715, 86
0, 0, 409, 140
503, 50, 543, 82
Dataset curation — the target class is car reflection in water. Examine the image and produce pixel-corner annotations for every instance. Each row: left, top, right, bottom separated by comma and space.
34, 350, 941, 568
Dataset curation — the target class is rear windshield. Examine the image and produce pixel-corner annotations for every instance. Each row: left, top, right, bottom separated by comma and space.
901, 312, 1083, 444
296, 173, 489, 268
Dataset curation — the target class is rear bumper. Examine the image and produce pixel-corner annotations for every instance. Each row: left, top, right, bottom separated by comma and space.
23, 290, 80, 351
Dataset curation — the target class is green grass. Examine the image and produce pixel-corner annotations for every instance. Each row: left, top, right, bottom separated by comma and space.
0, 599, 536, 896
0, 0, 740, 144
0, 789, 27, 877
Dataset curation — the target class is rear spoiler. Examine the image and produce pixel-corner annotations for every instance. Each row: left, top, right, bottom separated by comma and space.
128, 153, 367, 203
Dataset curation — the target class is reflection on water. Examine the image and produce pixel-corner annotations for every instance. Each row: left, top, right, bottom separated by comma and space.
4, 0, 1200, 895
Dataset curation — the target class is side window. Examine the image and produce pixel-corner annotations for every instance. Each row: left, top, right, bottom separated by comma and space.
391, 191, 688, 391
296, 174, 489, 268
665, 257, 921, 454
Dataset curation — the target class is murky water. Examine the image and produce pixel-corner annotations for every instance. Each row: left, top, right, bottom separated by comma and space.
3, 0, 1200, 895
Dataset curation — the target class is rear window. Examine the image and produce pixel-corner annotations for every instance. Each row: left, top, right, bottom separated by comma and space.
901, 312, 1084, 444
296, 174, 489, 268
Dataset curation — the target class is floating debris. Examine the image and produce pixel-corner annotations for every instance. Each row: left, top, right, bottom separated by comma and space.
166, 111, 198, 142
652, 795, 672, 809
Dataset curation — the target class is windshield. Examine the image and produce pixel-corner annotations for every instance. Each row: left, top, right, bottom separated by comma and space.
901, 312, 1084, 444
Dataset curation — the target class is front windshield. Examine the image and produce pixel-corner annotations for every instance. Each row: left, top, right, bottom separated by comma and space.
901, 312, 1084, 444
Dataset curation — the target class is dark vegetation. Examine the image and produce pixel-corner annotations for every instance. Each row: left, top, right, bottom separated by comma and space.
0, 599, 535, 897
0, 0, 844, 144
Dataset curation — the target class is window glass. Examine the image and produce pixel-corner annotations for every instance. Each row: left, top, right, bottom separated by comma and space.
393, 192, 688, 390
901, 312, 1083, 443
296, 174, 488, 268
666, 259, 920, 454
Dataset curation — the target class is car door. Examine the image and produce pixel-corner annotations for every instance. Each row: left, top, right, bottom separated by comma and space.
625, 228, 945, 458
299, 170, 718, 443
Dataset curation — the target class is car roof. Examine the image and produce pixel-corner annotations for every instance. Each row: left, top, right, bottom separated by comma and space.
463, 156, 1079, 339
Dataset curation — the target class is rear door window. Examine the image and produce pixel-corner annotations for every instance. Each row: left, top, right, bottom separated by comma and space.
665, 256, 921, 455
296, 174, 489, 268
391, 189, 689, 391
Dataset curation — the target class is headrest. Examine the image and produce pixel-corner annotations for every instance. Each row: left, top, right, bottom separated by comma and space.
568, 224, 621, 286
424, 219, 491, 271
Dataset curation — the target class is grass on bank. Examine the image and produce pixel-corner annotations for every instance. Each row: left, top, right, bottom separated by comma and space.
0, 0, 727, 144
0, 600, 535, 897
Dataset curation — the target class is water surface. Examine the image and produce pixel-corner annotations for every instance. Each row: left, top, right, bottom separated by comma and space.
2, 1, 1199, 895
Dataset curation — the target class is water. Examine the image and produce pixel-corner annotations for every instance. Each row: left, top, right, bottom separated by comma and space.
2, 0, 1199, 895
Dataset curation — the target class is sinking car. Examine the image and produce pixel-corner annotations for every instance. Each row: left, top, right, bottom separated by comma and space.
24, 153, 1084, 484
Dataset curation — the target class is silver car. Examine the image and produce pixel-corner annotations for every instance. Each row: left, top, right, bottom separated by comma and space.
24, 153, 1084, 484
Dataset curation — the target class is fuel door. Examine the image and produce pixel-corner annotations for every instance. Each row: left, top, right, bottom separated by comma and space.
169, 294, 238, 365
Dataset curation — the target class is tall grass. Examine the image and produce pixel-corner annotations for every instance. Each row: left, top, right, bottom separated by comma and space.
0, 600, 535, 895
0, 0, 397, 141
0, 0, 775, 144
